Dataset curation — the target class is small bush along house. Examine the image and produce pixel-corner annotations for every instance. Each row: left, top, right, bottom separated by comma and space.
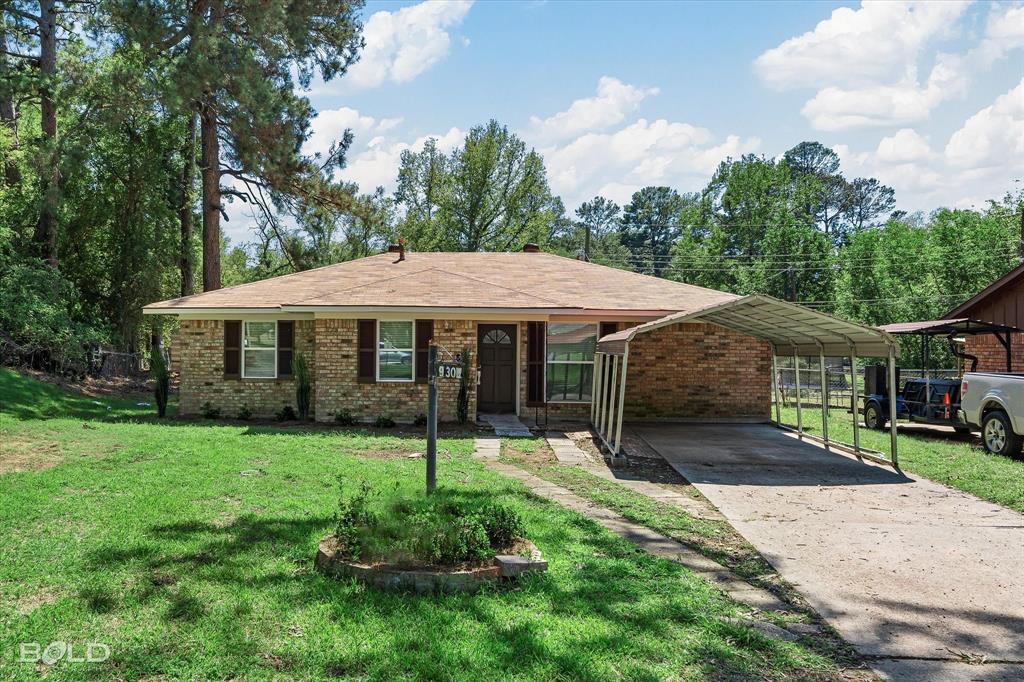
144, 246, 772, 423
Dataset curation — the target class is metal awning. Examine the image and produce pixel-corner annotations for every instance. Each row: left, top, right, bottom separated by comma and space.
878, 318, 1022, 336
597, 294, 899, 357
591, 294, 902, 468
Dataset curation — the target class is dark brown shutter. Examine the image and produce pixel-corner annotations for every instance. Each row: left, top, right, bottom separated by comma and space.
415, 319, 434, 383
277, 321, 294, 376
357, 319, 376, 383
526, 321, 546, 406
224, 321, 241, 378
599, 321, 620, 339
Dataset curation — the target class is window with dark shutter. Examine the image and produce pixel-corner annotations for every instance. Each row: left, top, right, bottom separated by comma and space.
526, 321, 546, 406
224, 321, 241, 378
415, 319, 434, 383
277, 321, 294, 376
357, 319, 376, 382
599, 321, 620, 339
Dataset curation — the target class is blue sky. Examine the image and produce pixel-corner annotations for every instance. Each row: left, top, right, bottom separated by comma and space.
226, 1, 1024, 242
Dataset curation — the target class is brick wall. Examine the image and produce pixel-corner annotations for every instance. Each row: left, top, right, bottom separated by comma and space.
622, 322, 772, 421
964, 333, 1023, 372
177, 319, 316, 418
313, 319, 477, 424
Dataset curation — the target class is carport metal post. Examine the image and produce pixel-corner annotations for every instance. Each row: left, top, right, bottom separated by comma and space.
887, 344, 899, 467
793, 351, 803, 437
770, 345, 782, 425
817, 345, 829, 448
613, 344, 629, 455
591, 352, 603, 425
848, 345, 861, 455
605, 355, 619, 443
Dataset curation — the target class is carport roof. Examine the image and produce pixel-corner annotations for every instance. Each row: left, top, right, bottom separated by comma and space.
597, 294, 899, 357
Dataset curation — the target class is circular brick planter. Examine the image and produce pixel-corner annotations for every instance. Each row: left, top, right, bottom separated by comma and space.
314, 537, 548, 594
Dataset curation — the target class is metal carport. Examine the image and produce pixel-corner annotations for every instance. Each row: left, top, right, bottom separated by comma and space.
592, 294, 902, 466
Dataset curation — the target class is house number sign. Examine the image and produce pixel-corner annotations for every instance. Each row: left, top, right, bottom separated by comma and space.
436, 363, 463, 380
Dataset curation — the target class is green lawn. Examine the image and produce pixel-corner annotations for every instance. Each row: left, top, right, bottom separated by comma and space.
778, 405, 1024, 513
0, 368, 850, 680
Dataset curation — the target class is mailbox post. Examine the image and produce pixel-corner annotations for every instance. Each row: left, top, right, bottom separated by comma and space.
426, 344, 438, 494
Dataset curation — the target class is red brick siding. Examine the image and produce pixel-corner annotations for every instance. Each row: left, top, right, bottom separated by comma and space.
623, 322, 772, 421
313, 319, 477, 424
964, 333, 1022, 372
177, 319, 316, 418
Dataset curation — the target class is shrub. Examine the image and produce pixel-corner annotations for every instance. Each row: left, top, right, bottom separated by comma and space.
236, 404, 252, 421
276, 405, 298, 421
480, 503, 526, 548
334, 480, 376, 558
413, 413, 428, 427
374, 415, 395, 428
429, 516, 492, 566
294, 352, 311, 420
150, 349, 170, 418
200, 401, 221, 419
334, 410, 355, 426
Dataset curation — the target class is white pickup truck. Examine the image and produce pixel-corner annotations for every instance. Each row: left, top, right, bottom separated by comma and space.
960, 372, 1024, 456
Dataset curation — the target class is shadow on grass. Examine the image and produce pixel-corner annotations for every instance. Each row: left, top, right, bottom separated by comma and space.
80, 487, 844, 680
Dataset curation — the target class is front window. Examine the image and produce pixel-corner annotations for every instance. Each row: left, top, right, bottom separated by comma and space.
378, 321, 414, 381
546, 323, 596, 402
243, 321, 276, 379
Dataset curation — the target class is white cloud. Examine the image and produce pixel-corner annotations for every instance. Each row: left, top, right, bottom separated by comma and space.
527, 76, 659, 144
945, 77, 1024, 169
536, 119, 759, 208
875, 128, 932, 164
305, 107, 405, 157
346, 0, 473, 89
337, 126, 465, 193
755, 1, 1024, 131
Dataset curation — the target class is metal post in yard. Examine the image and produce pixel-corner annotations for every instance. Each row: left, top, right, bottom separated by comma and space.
426, 344, 438, 494
849, 346, 861, 455
591, 352, 603, 425
613, 344, 629, 455
605, 355, 619, 444
794, 351, 803, 437
770, 346, 782, 425
887, 344, 899, 468
818, 347, 829, 448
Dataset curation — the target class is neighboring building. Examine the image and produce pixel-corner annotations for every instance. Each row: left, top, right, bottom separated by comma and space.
947, 262, 1024, 371
144, 246, 771, 423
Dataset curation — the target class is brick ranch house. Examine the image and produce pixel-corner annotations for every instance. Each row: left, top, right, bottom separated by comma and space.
947, 260, 1024, 371
143, 246, 773, 424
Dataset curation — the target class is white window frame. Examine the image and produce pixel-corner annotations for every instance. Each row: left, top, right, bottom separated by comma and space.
545, 322, 597, 404
376, 319, 415, 383
241, 320, 278, 380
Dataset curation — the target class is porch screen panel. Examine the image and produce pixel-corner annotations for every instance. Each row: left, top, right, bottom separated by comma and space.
546, 323, 596, 402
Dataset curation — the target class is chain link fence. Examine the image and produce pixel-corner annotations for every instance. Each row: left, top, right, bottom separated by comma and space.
774, 364, 959, 408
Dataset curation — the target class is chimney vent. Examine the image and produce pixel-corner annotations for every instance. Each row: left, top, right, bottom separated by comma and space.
522, 243, 541, 253
387, 244, 401, 253
387, 240, 406, 261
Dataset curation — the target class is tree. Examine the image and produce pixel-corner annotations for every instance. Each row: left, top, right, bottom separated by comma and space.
844, 177, 895, 231
395, 121, 561, 251
106, 0, 364, 291
575, 196, 620, 260
620, 186, 685, 275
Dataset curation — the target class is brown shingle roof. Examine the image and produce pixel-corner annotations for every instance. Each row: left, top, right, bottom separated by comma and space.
144, 251, 736, 314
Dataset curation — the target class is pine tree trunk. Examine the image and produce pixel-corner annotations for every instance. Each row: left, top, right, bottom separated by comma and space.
200, 97, 221, 291
0, 19, 21, 186
180, 111, 198, 296
34, 0, 58, 267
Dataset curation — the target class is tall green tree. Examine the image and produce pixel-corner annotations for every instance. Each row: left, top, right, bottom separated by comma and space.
105, 0, 364, 291
620, 186, 686, 275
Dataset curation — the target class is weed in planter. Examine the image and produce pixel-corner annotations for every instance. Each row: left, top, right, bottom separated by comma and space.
480, 503, 526, 548
200, 401, 221, 419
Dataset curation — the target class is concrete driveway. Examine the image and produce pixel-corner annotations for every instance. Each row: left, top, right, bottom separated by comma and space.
633, 424, 1024, 681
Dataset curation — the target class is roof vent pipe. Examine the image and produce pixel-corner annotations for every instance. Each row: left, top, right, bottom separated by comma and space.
387, 241, 406, 262
522, 243, 540, 253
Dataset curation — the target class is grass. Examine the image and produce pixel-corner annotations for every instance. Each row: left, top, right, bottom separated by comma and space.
0, 367, 854, 680
778, 405, 1024, 513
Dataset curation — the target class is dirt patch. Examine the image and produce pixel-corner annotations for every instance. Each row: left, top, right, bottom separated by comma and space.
15, 587, 61, 615
19, 368, 156, 400
0, 436, 64, 474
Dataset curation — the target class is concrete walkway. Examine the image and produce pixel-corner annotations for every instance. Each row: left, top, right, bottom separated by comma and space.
479, 413, 532, 437
634, 423, 1024, 681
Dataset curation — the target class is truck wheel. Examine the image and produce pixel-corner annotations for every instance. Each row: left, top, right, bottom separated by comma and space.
981, 411, 1023, 457
864, 403, 886, 430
